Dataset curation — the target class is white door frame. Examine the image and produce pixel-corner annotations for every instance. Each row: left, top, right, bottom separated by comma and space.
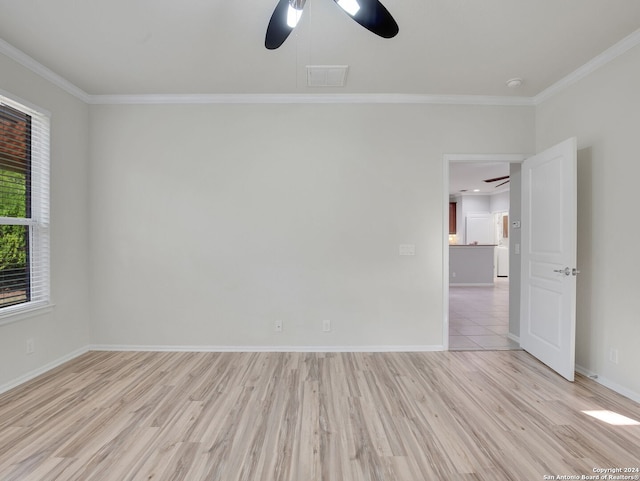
442, 153, 527, 350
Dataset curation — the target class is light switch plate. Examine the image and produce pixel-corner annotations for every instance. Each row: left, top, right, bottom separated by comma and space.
399, 244, 416, 256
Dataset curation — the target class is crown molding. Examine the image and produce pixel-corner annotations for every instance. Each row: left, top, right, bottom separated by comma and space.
0, 38, 91, 103
87, 92, 534, 106
533, 27, 640, 105
3, 28, 640, 107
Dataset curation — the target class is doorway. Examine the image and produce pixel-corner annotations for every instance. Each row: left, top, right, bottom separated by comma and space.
443, 154, 526, 351
448, 278, 515, 349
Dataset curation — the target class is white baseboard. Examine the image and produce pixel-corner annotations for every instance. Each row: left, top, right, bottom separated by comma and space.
5, 347, 638, 406
0, 346, 90, 395
449, 283, 494, 287
2, 344, 443, 395
575, 364, 597, 379
507, 333, 520, 344
89, 344, 445, 353
575, 364, 640, 404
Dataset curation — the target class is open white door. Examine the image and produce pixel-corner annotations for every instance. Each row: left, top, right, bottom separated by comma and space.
520, 138, 577, 381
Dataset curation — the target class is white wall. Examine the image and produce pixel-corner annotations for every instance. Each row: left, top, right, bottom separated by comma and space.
490, 191, 509, 213
0, 54, 91, 389
89, 103, 534, 348
536, 44, 640, 397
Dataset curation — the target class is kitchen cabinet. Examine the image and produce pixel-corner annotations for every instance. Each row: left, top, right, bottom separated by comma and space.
449, 202, 457, 234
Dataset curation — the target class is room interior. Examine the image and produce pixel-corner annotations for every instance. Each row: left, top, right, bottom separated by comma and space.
1, 1, 640, 478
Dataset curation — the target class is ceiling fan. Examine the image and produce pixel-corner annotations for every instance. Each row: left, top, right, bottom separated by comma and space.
265, 0, 399, 50
483, 175, 510, 188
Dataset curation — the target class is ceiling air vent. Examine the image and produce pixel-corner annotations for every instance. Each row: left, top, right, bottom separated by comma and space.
306, 65, 349, 87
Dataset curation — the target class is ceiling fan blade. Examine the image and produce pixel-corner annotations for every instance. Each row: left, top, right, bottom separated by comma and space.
265, 0, 297, 50
495, 180, 510, 188
483, 175, 509, 183
333, 0, 399, 39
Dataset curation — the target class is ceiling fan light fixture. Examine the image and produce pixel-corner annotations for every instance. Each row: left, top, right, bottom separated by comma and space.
287, 4, 303, 27
266, 0, 398, 49
337, 0, 361, 16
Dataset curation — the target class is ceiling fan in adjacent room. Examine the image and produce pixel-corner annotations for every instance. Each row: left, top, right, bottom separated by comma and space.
265, 0, 399, 49
483, 175, 510, 188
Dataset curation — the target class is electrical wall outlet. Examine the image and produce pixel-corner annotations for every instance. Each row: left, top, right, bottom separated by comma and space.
274, 320, 283, 332
26, 338, 35, 354
322, 319, 331, 332
609, 348, 619, 364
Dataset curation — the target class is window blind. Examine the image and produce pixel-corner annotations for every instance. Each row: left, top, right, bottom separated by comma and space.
0, 94, 50, 315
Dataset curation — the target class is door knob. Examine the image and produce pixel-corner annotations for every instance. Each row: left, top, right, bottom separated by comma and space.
553, 267, 571, 276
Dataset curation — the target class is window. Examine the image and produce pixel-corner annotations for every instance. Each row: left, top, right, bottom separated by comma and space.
0, 94, 50, 319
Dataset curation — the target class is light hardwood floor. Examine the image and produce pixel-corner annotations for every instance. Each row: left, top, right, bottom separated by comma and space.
1, 351, 639, 480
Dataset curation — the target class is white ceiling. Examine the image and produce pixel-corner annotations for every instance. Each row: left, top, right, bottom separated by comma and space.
1, 0, 639, 96
449, 162, 510, 196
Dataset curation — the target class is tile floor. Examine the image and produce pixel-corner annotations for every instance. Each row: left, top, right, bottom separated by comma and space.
449, 278, 521, 351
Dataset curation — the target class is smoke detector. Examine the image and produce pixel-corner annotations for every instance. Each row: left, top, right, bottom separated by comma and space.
506, 78, 523, 88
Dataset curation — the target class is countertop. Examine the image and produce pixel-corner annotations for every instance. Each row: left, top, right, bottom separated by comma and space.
450, 244, 497, 247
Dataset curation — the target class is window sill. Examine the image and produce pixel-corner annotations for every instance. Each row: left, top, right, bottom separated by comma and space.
0, 303, 55, 327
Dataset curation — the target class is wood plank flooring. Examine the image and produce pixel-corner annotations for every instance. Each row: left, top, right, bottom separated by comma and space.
1, 350, 639, 480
